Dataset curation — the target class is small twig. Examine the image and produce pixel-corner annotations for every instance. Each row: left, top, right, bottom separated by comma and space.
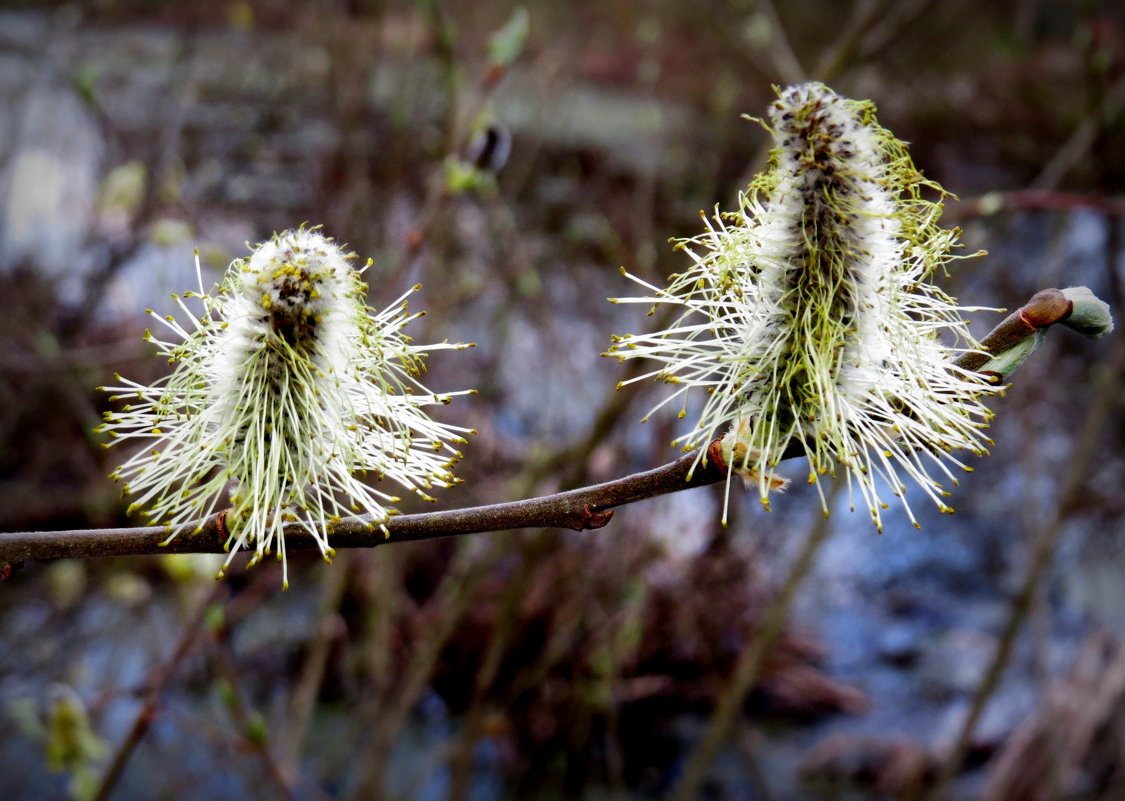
279, 560, 349, 765
953, 288, 1073, 373
62, 31, 200, 340
1031, 73, 1125, 191
206, 623, 300, 801
946, 189, 1125, 223
925, 237, 1124, 800
346, 540, 488, 801
91, 583, 222, 801
667, 482, 842, 801
750, 0, 807, 85
926, 330, 1125, 801
847, 0, 937, 69
736, 728, 776, 801
811, 0, 888, 83
444, 535, 543, 801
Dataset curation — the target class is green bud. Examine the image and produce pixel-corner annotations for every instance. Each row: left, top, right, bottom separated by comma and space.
1060, 286, 1114, 339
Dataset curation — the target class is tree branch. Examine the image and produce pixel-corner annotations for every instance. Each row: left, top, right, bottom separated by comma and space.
954, 287, 1073, 373
0, 449, 728, 564
0, 287, 1105, 569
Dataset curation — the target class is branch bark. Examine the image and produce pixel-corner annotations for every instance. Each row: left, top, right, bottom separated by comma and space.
0, 287, 1098, 568
0, 449, 728, 564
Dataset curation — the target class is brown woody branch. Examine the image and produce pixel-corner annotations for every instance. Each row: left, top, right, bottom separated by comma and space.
953, 288, 1072, 372
0, 288, 1089, 569
0, 450, 728, 564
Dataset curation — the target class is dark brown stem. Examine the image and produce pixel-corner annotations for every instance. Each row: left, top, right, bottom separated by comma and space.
1, 450, 727, 564
952, 288, 1072, 372
0, 288, 1092, 568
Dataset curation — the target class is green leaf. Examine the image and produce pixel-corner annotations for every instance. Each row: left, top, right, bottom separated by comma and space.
6, 698, 47, 741
442, 157, 493, 194
488, 7, 529, 68
1061, 286, 1114, 339
205, 604, 226, 635
246, 711, 269, 746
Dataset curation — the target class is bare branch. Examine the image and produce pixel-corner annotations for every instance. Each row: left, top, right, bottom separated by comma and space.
953, 288, 1073, 373
0, 287, 1106, 569
0, 449, 727, 564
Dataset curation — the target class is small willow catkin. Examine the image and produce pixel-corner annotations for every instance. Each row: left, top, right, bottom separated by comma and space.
100, 228, 474, 587
608, 83, 998, 528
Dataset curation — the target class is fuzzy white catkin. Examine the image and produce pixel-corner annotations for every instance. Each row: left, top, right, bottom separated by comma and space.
100, 228, 474, 587
608, 83, 999, 529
